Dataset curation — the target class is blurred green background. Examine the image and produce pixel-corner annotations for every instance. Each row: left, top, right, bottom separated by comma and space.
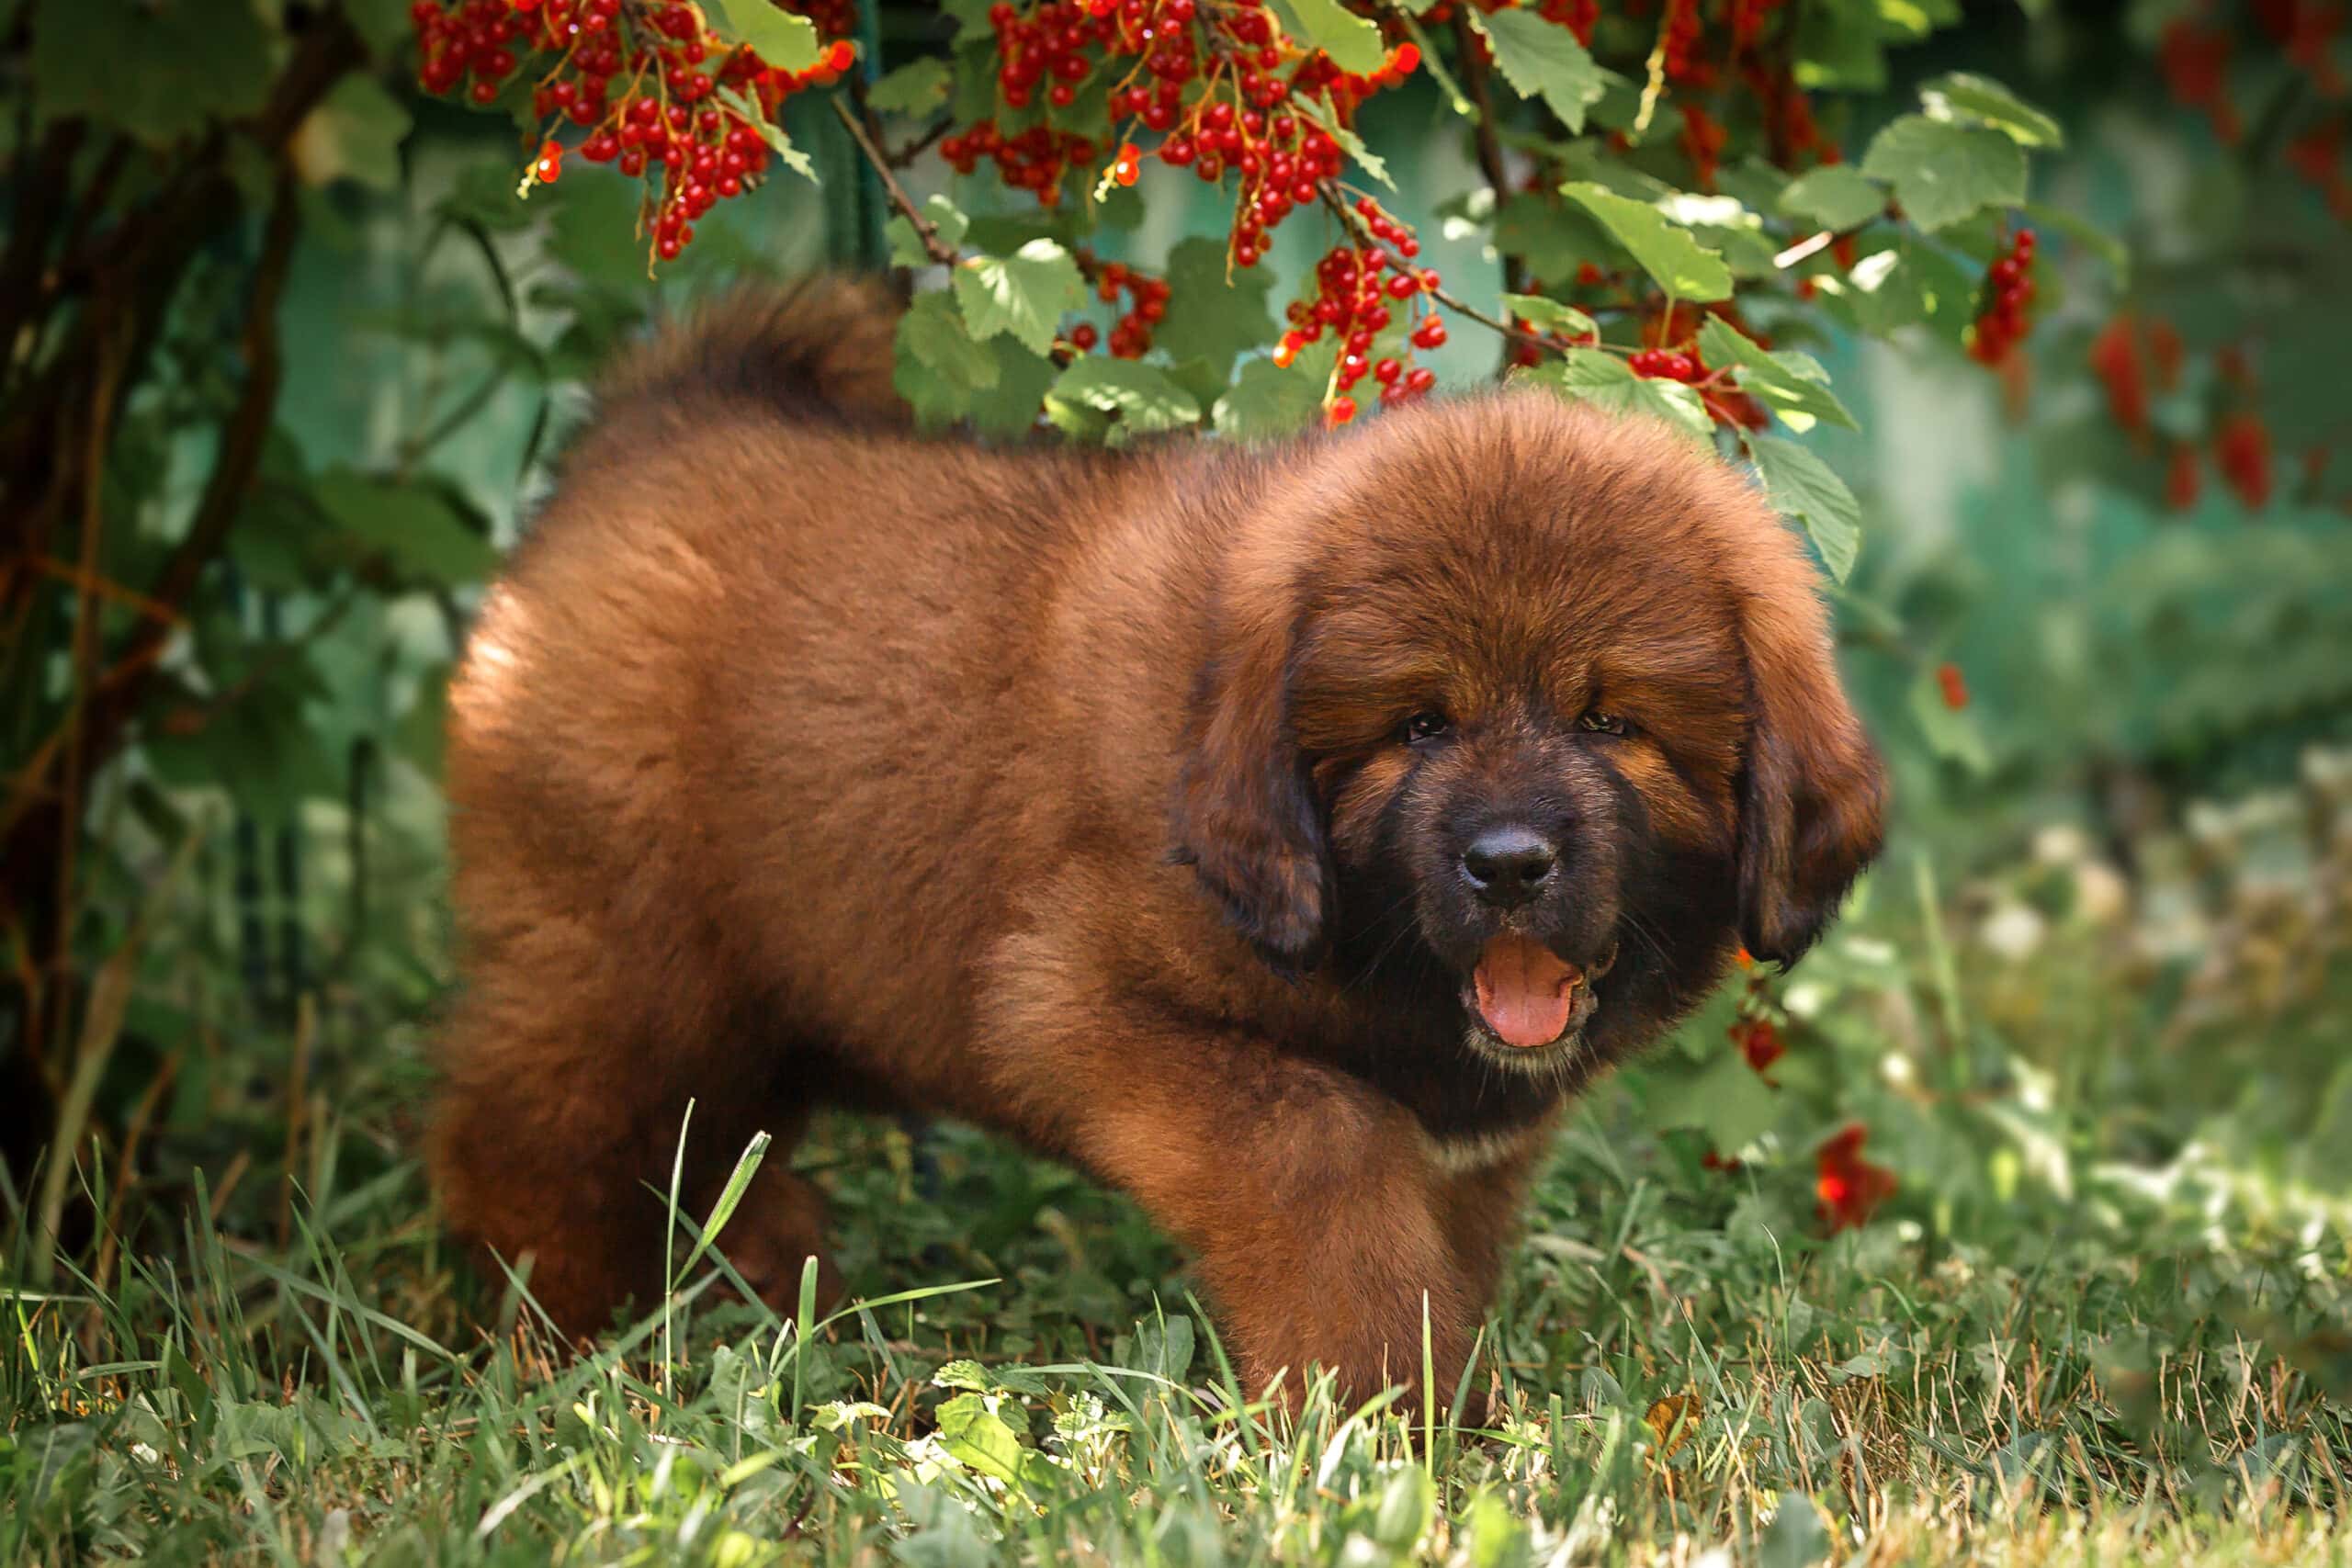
2, 0, 2349, 1560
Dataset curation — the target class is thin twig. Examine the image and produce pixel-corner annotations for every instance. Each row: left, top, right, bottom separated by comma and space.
1450, 11, 1526, 299
831, 93, 961, 266
83, 170, 301, 762
886, 117, 952, 169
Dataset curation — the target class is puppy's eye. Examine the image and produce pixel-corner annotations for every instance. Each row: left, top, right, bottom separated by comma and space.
1400, 711, 1453, 745
1578, 709, 1629, 736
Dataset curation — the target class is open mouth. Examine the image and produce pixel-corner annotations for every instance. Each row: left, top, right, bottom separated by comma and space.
1465, 934, 1615, 1052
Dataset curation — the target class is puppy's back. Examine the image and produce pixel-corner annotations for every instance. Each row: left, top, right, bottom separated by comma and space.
443, 276, 1165, 1111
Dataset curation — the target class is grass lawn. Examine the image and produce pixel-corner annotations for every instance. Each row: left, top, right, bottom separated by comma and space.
5, 768, 2349, 1563
6, 1073, 2349, 1562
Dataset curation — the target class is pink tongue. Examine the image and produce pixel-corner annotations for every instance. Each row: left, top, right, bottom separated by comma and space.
1473, 936, 1580, 1047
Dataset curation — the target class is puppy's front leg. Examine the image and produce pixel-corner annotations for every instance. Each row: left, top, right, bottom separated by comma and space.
1020, 1027, 1477, 1412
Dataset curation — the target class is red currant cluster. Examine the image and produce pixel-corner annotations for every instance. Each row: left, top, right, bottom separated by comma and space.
2287, 117, 2352, 220
1679, 103, 1727, 187
1726, 0, 1789, 53
1273, 232, 1442, 421
410, 0, 857, 265
2159, 15, 2240, 144
413, 0, 524, 103
2214, 411, 2275, 511
971, 0, 1417, 265
939, 122, 1104, 206
1742, 63, 1831, 164
2165, 443, 2201, 512
988, 0, 1140, 110
1627, 345, 1704, 381
1966, 227, 2037, 366
1663, 0, 1708, 82
1534, 0, 1601, 46
1628, 336, 1769, 430
2087, 314, 2151, 441
1731, 1015, 1784, 1075
1072, 254, 1172, 356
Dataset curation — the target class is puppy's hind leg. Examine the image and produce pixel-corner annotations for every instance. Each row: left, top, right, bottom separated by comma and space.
429, 919, 719, 1337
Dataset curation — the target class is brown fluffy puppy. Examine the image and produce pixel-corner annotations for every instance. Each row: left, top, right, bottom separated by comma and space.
434, 276, 1883, 1407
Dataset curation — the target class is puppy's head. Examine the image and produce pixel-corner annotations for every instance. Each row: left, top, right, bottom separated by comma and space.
1171, 393, 1884, 1068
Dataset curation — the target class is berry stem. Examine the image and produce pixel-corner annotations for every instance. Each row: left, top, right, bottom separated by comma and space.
830, 92, 962, 267
1450, 9, 1528, 304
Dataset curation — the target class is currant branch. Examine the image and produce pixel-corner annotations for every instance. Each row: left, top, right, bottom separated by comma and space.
830, 93, 962, 267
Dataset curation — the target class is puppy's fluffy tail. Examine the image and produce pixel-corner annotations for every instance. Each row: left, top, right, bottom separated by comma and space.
602, 274, 908, 429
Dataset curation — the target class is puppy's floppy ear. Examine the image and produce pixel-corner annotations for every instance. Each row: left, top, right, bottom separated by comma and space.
1735, 586, 1887, 964
1169, 592, 1334, 975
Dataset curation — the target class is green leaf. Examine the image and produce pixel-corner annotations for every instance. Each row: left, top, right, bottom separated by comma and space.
291, 77, 413, 192
392, 667, 451, 781
1520, 349, 1711, 443
1910, 665, 1991, 773
33, 0, 275, 148
1758, 1492, 1833, 1568
1214, 342, 1340, 441
934, 335, 1054, 439
1371, 1468, 1435, 1548
1921, 71, 2064, 148
1794, 0, 1888, 90
438, 163, 540, 233
1699, 320, 1859, 434
1155, 237, 1276, 377
1643, 1046, 1780, 1153
1129, 1314, 1195, 1383
886, 194, 971, 269
1263, 0, 1386, 74
709, 86, 815, 180
934, 1394, 1028, 1486
1748, 435, 1861, 582
953, 240, 1087, 357
1493, 193, 1614, 281
1860, 115, 2027, 231
312, 468, 500, 587
1816, 237, 1974, 344
2019, 199, 2129, 287
1474, 9, 1611, 133
342, 0, 418, 58
709, 0, 822, 73
1464, 1489, 1532, 1568
1046, 358, 1202, 444
895, 289, 999, 425
868, 56, 953, 115
1562, 183, 1732, 302
1499, 293, 1597, 338
1292, 94, 1392, 187
1778, 165, 1886, 232
547, 175, 655, 289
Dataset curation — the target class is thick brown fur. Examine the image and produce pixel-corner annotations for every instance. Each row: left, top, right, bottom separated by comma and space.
432, 275, 1884, 1408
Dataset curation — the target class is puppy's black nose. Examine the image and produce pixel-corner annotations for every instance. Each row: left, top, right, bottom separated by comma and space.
1461, 826, 1557, 908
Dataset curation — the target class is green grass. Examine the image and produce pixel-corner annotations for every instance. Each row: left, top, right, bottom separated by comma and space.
5, 761, 2349, 1562
4, 1080, 2348, 1564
